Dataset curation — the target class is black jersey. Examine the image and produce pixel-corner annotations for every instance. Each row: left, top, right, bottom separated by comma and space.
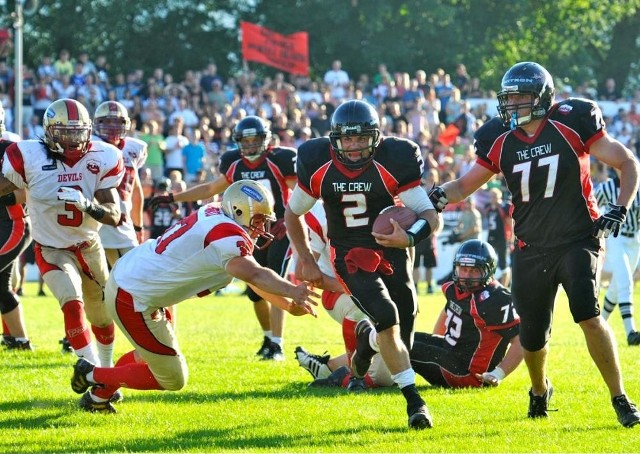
219, 146, 297, 219
0, 140, 27, 222
441, 280, 519, 373
474, 98, 603, 248
296, 137, 424, 249
486, 203, 510, 246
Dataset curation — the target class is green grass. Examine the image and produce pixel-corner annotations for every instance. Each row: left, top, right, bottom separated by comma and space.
3, 281, 640, 453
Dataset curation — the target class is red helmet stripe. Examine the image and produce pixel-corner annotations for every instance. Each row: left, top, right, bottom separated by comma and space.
65, 99, 79, 121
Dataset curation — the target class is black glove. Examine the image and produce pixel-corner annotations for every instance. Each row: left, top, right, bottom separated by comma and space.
147, 193, 174, 211
593, 203, 627, 239
270, 218, 287, 241
428, 185, 448, 213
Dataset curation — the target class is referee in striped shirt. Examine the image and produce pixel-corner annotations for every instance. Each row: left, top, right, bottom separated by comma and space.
595, 171, 640, 345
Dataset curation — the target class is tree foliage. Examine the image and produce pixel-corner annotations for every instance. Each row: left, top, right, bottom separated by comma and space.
12, 0, 640, 95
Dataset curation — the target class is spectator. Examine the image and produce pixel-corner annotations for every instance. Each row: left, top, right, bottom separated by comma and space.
54, 49, 74, 78
323, 60, 350, 104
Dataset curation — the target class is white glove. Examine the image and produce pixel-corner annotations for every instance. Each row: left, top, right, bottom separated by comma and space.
475, 367, 505, 387
57, 187, 91, 212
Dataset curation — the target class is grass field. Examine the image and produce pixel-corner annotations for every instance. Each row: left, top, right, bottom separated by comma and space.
3, 280, 640, 453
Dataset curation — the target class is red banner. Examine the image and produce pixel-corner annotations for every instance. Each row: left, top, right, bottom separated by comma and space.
241, 22, 309, 76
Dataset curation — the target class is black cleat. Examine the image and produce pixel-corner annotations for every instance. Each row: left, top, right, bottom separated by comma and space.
71, 358, 96, 394
60, 337, 73, 354
408, 404, 433, 430
256, 336, 271, 356
295, 346, 331, 379
346, 376, 366, 393
79, 391, 116, 414
2, 336, 33, 350
627, 331, 640, 346
612, 394, 640, 428
109, 389, 124, 404
309, 366, 351, 388
262, 342, 285, 361
528, 380, 553, 418
350, 319, 376, 378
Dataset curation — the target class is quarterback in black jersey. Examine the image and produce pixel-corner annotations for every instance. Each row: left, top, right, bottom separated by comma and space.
428, 61, 640, 427
148, 116, 297, 360
285, 100, 440, 430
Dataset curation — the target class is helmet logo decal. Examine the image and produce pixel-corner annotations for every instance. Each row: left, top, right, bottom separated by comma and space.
240, 184, 264, 202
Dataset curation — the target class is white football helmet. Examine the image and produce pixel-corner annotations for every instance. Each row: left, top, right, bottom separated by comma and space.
222, 180, 276, 247
94, 100, 131, 144
43, 98, 92, 159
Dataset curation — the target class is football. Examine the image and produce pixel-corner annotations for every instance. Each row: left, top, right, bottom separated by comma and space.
372, 206, 418, 235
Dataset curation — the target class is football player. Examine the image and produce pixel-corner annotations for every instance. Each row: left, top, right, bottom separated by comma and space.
0, 98, 124, 374
0, 103, 33, 350
285, 99, 440, 430
93, 101, 148, 267
428, 61, 640, 427
294, 200, 393, 391
69, 180, 318, 413
148, 115, 297, 361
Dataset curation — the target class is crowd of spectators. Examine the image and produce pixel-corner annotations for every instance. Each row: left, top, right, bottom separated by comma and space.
3, 49, 640, 279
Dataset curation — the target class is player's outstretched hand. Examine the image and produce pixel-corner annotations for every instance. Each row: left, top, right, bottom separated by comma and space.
593, 203, 627, 238
372, 218, 412, 249
474, 370, 503, 387
147, 193, 174, 210
290, 282, 320, 318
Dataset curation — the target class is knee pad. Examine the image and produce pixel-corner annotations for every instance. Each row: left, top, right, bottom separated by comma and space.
0, 290, 19, 314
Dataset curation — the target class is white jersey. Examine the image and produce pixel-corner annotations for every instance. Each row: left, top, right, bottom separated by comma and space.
2, 140, 124, 248
2, 131, 21, 142
111, 204, 254, 311
304, 200, 336, 278
94, 135, 148, 248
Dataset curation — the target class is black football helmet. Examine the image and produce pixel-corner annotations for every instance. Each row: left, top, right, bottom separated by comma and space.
497, 61, 555, 129
329, 100, 381, 170
452, 239, 497, 292
232, 116, 272, 163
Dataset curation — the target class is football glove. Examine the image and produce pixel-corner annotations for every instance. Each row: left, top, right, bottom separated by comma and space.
428, 185, 448, 213
147, 193, 174, 210
593, 203, 627, 239
57, 187, 91, 212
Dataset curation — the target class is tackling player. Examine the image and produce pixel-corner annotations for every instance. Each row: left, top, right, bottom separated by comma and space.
148, 116, 297, 361
69, 180, 318, 413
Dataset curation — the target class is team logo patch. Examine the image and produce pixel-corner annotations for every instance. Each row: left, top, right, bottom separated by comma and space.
86, 159, 100, 175
558, 105, 573, 114
479, 290, 490, 301
241, 185, 263, 202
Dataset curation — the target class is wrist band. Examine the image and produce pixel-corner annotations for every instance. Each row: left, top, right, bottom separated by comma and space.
488, 367, 506, 381
133, 225, 143, 232
85, 203, 106, 221
407, 219, 432, 246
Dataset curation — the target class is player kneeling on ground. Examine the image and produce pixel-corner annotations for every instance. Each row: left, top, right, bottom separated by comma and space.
69, 180, 318, 413
305, 240, 524, 389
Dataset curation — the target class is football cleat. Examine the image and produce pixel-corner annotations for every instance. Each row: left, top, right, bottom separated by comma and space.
612, 394, 640, 428
79, 391, 116, 414
408, 404, 433, 430
627, 331, 640, 346
71, 358, 96, 394
2, 336, 33, 350
262, 341, 285, 361
294, 346, 332, 379
528, 380, 553, 418
350, 319, 376, 378
60, 337, 73, 353
346, 376, 366, 393
309, 366, 351, 388
109, 389, 124, 404
256, 336, 271, 356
